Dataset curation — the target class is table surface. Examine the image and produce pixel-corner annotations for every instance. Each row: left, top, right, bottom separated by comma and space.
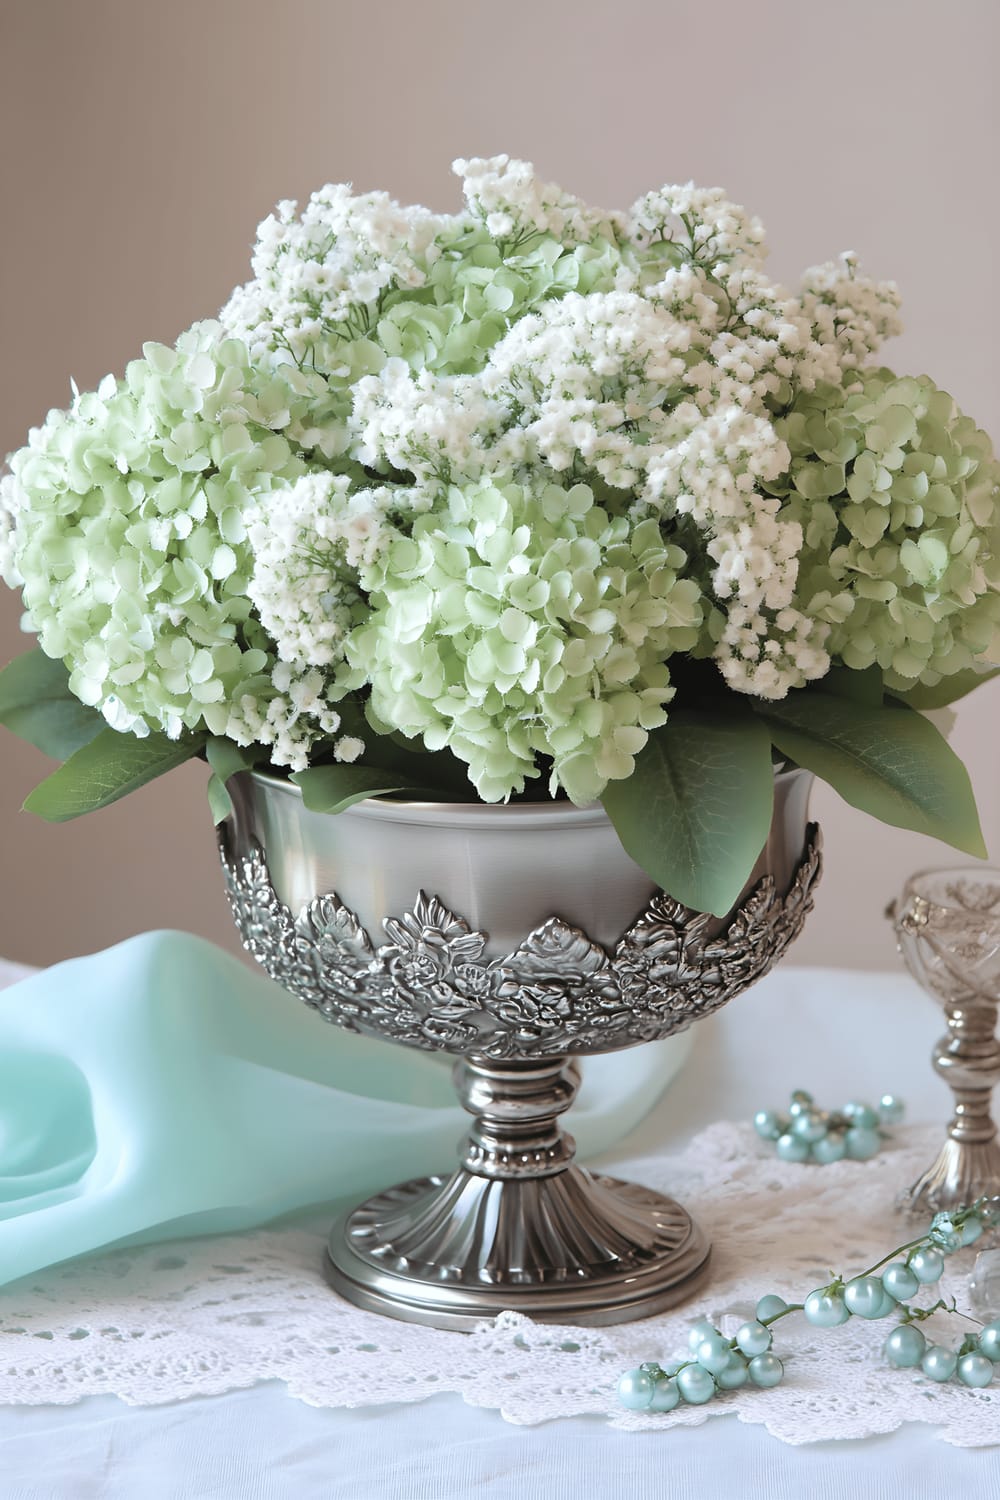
2, 960, 998, 1499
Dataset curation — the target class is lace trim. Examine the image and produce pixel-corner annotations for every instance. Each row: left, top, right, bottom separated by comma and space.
0, 1121, 996, 1445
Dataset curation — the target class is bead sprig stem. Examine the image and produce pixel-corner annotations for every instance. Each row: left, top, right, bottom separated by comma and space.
617, 1197, 999, 1413
854, 1234, 949, 1283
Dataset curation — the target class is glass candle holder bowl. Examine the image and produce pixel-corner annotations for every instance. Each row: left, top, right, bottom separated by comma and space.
969, 1238, 1000, 1320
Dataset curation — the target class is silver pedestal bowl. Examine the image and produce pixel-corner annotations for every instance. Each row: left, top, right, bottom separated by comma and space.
219, 769, 820, 1330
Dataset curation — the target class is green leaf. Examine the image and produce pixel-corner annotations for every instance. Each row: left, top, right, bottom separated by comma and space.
205, 735, 262, 783
752, 691, 987, 858
204, 737, 264, 823
206, 770, 234, 826
819, 664, 884, 707
887, 665, 1000, 711
291, 763, 441, 816
600, 709, 776, 916
0, 648, 105, 760
24, 728, 205, 822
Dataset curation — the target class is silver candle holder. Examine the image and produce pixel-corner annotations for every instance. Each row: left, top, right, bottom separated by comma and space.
892, 867, 1000, 1216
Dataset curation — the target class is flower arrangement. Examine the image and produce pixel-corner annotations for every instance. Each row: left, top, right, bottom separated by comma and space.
1, 157, 997, 913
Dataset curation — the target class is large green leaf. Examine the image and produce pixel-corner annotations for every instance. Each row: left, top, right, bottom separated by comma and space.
291, 763, 444, 816
887, 665, 1000, 711
600, 709, 776, 916
0, 648, 105, 760
204, 737, 265, 823
819, 663, 884, 707
205, 735, 262, 784
24, 728, 205, 821
753, 691, 986, 857
206, 771, 234, 826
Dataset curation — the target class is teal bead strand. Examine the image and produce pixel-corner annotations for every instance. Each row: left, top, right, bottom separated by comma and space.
929, 1214, 963, 1253
753, 1091, 903, 1165
617, 1368, 655, 1410
676, 1364, 716, 1405
811, 1132, 847, 1164
616, 1188, 998, 1414
844, 1125, 881, 1160
735, 1320, 773, 1357
803, 1289, 851, 1328
843, 1276, 886, 1319
921, 1345, 958, 1382
960, 1216, 984, 1248
687, 1318, 718, 1354
871, 1286, 898, 1320
775, 1133, 810, 1163
748, 1353, 784, 1388
649, 1375, 681, 1412
790, 1111, 827, 1145
881, 1262, 919, 1301
843, 1102, 880, 1130
977, 1322, 1000, 1363
695, 1333, 735, 1376
753, 1109, 784, 1141
957, 1353, 994, 1389
715, 1354, 750, 1390
755, 1295, 788, 1322
884, 1325, 926, 1368
907, 1247, 945, 1285
878, 1094, 905, 1125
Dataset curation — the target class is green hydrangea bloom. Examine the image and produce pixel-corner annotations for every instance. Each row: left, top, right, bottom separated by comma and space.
414, 226, 630, 375
771, 370, 1000, 686
346, 475, 704, 801
5, 323, 310, 738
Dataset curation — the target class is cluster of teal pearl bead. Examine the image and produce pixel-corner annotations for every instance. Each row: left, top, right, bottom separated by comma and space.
876, 1210, 1000, 1389
618, 1200, 1000, 1412
617, 1304, 788, 1413
753, 1089, 904, 1163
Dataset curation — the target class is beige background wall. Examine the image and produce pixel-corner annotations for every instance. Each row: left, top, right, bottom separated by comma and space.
0, 0, 997, 969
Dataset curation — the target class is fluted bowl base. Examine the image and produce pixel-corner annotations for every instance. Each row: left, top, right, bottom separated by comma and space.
324, 1166, 711, 1331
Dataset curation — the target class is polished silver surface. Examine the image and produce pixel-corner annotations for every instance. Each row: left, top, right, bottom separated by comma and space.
220, 772, 818, 1059
223, 769, 814, 959
324, 1053, 712, 1330
219, 771, 820, 1327
892, 867, 1000, 1215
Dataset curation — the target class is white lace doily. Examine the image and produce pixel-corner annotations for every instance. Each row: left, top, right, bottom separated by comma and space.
0, 1121, 996, 1446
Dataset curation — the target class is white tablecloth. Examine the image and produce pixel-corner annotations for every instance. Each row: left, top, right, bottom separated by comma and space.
1, 960, 998, 1497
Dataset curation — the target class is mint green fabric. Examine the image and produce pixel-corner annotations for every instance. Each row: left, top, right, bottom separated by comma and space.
0, 931, 690, 1286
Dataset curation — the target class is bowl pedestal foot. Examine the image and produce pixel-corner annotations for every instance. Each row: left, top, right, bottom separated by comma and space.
324, 1054, 710, 1330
